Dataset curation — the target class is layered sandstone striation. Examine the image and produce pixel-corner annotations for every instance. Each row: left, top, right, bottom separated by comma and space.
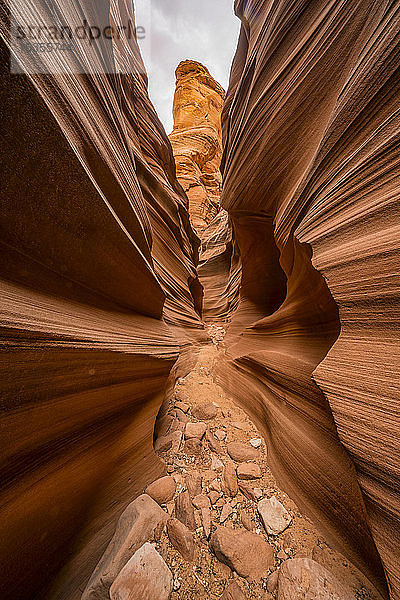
1, 1, 399, 600
207, 0, 399, 598
198, 208, 241, 323
0, 4, 205, 600
169, 60, 225, 232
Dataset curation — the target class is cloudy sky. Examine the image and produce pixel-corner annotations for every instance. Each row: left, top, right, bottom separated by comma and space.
135, 0, 241, 133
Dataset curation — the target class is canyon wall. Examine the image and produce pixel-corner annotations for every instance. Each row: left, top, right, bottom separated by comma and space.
1, 1, 399, 599
169, 60, 225, 233
214, 0, 399, 598
198, 207, 241, 322
0, 3, 205, 599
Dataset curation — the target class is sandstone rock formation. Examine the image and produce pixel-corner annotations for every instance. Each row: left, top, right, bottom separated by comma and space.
169, 60, 225, 232
0, 0, 399, 599
168, 61, 240, 323
198, 208, 241, 322
206, 0, 400, 598
0, 3, 205, 599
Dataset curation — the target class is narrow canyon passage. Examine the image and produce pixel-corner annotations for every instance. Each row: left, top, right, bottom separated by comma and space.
0, 2, 399, 600
81, 329, 383, 600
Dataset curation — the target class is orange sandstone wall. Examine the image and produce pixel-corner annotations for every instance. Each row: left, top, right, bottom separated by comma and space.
0, 3, 204, 599
213, 0, 400, 598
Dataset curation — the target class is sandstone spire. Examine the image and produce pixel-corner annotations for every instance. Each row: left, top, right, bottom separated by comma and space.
169, 60, 225, 232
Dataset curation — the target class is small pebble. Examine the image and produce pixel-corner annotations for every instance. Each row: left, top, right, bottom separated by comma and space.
250, 438, 262, 448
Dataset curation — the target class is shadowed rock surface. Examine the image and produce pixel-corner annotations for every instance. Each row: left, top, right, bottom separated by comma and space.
0, 2, 204, 599
206, 0, 399, 598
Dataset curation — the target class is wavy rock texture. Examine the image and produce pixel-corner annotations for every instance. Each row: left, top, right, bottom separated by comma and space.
198, 208, 241, 322
0, 3, 205, 599
169, 60, 225, 233
214, 1, 399, 598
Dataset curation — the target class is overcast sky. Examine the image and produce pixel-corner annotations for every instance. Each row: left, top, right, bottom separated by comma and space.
135, 0, 240, 133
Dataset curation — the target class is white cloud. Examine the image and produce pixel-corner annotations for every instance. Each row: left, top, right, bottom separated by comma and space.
135, 0, 240, 133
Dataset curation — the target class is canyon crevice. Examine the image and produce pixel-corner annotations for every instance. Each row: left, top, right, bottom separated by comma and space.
0, 1, 399, 600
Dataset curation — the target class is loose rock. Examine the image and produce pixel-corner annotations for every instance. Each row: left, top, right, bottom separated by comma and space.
155, 430, 183, 454
205, 429, 224, 454
167, 518, 196, 561
267, 570, 279, 593
109, 543, 172, 600
258, 496, 292, 535
220, 503, 233, 523
185, 422, 207, 439
222, 462, 238, 497
253, 488, 263, 500
175, 390, 189, 403
250, 438, 262, 448
211, 455, 224, 471
200, 506, 211, 538
221, 581, 247, 599
169, 418, 185, 434
209, 478, 222, 492
241, 512, 254, 531
210, 526, 274, 580
175, 401, 190, 413
237, 463, 262, 480
156, 414, 175, 438
238, 482, 258, 502
231, 421, 252, 431
209, 491, 220, 504
184, 438, 203, 455
277, 558, 354, 599
175, 490, 196, 531
192, 403, 218, 420
154, 436, 173, 453
186, 472, 202, 497
82, 495, 168, 599
192, 494, 210, 510
227, 442, 259, 462
171, 408, 190, 423
213, 559, 232, 579
145, 476, 176, 505
215, 429, 227, 441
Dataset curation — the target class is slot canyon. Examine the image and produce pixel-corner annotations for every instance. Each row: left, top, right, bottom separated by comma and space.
0, 2, 399, 600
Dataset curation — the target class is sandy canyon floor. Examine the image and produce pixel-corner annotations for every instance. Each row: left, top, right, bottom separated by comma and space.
149, 325, 381, 600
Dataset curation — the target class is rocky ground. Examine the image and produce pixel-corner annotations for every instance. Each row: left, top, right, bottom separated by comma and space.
83, 325, 383, 600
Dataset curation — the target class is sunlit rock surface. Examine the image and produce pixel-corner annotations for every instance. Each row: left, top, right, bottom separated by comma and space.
210, 1, 399, 598
169, 60, 225, 233
0, 4, 205, 600
167, 60, 240, 323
